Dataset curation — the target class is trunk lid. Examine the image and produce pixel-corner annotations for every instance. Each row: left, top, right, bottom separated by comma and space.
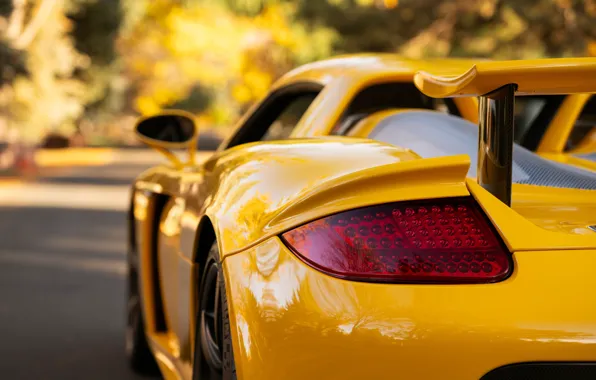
468, 179, 596, 252
512, 185, 596, 236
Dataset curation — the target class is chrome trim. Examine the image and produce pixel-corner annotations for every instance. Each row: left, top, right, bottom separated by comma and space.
588, 225, 596, 233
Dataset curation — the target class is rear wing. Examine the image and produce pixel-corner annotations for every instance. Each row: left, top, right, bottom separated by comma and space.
413, 58, 596, 206
414, 58, 596, 97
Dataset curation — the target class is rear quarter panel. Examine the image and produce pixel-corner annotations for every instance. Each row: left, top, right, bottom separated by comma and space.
223, 237, 596, 380
186, 138, 472, 258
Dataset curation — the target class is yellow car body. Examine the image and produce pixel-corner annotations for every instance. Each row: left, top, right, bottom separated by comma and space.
536, 93, 596, 171
128, 55, 596, 380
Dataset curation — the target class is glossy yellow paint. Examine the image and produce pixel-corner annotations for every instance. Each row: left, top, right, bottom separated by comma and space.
224, 237, 596, 380
454, 96, 479, 124
535, 94, 595, 171
131, 137, 472, 379
273, 54, 482, 91
139, 138, 470, 257
134, 190, 158, 335
574, 129, 596, 153
130, 54, 596, 380
214, 55, 481, 147
414, 57, 596, 97
537, 94, 591, 153
468, 180, 596, 250
346, 112, 596, 244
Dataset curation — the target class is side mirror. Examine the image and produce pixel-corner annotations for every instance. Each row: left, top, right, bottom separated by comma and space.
134, 110, 198, 167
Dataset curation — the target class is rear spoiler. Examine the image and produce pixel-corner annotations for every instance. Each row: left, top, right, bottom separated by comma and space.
413, 58, 596, 206
414, 58, 596, 97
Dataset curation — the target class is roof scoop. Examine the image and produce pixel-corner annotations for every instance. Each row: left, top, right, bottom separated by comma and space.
414, 58, 596, 206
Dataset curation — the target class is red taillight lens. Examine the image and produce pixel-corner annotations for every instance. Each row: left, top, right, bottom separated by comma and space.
281, 197, 511, 283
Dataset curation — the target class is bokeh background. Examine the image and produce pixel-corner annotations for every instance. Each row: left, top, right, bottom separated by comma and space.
1, 0, 596, 154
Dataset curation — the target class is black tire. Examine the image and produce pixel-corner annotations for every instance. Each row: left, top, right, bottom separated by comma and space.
192, 243, 237, 380
125, 248, 159, 376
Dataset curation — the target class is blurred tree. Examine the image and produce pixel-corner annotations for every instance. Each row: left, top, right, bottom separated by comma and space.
1, 0, 596, 144
165, 85, 213, 113
0, 40, 27, 86
0, 0, 127, 144
297, 0, 596, 58
401, 0, 596, 59
67, 0, 128, 142
118, 0, 335, 126
68, 0, 122, 65
115, 0, 596, 132
0, 0, 90, 143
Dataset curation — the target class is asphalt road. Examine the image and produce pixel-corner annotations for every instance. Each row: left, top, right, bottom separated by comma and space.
0, 152, 168, 379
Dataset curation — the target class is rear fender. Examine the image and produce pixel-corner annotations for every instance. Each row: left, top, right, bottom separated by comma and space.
201, 138, 471, 258
266, 154, 471, 236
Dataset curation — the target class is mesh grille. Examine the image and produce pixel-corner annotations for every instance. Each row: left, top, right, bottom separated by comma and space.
513, 146, 596, 189
369, 111, 596, 190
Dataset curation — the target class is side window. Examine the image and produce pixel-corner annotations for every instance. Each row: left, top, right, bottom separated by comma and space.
261, 93, 319, 141
514, 95, 565, 150
566, 95, 596, 152
331, 82, 459, 136
223, 84, 322, 149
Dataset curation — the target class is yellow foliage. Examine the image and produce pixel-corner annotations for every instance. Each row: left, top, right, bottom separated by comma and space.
232, 84, 254, 104
120, 1, 335, 122
383, 0, 399, 9
2, 0, 89, 142
136, 96, 162, 116
589, 41, 596, 57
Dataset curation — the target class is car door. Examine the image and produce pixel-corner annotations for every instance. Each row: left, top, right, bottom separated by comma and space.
157, 193, 186, 356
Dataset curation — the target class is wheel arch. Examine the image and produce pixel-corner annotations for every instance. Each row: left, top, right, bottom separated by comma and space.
189, 214, 218, 374
127, 188, 137, 255
193, 215, 217, 268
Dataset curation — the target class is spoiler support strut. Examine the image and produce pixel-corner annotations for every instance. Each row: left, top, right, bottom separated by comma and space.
414, 58, 596, 206
478, 84, 516, 206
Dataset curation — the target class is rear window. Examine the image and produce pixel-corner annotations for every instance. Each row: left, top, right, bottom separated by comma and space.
367, 111, 596, 190
331, 82, 461, 136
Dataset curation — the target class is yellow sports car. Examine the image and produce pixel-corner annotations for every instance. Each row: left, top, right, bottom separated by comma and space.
126, 55, 596, 380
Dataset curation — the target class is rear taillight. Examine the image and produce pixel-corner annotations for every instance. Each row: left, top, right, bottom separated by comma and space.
281, 197, 512, 283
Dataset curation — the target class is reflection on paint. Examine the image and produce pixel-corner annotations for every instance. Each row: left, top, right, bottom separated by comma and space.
224, 240, 596, 379
516, 323, 596, 345
207, 138, 423, 255
359, 319, 416, 341
236, 314, 252, 360
255, 238, 280, 276
134, 191, 149, 220
337, 322, 354, 335
245, 240, 307, 311
162, 199, 184, 237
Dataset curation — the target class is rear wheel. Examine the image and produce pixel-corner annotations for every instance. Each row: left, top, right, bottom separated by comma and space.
125, 247, 159, 375
193, 244, 236, 380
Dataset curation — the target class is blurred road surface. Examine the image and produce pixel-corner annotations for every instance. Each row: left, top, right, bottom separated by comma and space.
0, 149, 178, 379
